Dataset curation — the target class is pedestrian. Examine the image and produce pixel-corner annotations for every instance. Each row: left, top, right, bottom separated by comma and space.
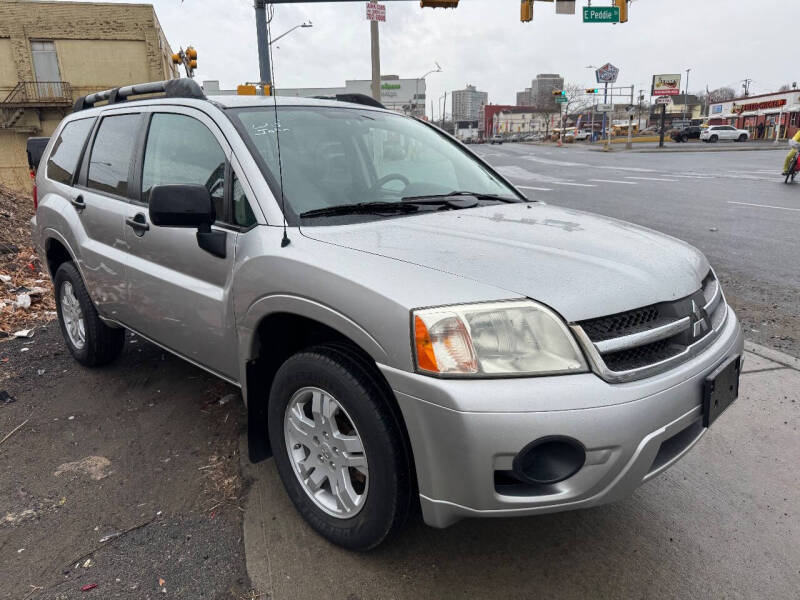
757, 121, 765, 140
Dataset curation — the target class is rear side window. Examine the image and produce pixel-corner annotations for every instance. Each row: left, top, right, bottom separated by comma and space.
46, 118, 94, 185
141, 113, 226, 219
87, 114, 141, 197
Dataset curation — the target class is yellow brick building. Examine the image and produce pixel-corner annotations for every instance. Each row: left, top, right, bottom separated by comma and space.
0, 0, 178, 191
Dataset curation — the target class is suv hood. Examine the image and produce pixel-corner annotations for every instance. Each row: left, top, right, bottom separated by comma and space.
303, 203, 709, 322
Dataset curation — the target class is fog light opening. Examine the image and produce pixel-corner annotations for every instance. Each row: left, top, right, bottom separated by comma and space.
512, 436, 586, 485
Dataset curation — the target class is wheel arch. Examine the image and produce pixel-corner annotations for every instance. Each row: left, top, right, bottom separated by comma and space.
239, 296, 409, 469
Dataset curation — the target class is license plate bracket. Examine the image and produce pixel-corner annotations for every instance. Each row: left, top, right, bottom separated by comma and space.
703, 355, 741, 427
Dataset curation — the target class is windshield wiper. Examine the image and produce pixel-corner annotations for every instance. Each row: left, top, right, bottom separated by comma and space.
300, 201, 420, 219
401, 191, 522, 204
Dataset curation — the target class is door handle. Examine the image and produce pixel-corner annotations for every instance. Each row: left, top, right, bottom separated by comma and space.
125, 213, 150, 235
70, 194, 85, 210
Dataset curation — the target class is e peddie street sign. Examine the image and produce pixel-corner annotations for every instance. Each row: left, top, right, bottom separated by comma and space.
555, 96, 568, 103
583, 6, 620, 23
366, 1, 386, 22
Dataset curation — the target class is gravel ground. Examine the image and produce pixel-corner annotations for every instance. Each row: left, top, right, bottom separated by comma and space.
0, 324, 253, 599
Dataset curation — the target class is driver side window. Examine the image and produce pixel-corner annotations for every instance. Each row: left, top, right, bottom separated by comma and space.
141, 113, 226, 220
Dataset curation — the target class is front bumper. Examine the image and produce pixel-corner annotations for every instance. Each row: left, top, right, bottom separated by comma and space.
379, 308, 743, 528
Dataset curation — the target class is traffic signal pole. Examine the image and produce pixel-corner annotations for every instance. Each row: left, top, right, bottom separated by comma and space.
254, 0, 272, 94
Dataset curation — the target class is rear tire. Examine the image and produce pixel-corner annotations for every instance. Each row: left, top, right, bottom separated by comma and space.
710, 135, 718, 143
54, 262, 125, 367
268, 344, 413, 551
681, 135, 688, 143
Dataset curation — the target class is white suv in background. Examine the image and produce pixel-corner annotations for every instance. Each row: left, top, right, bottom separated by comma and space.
701, 125, 749, 143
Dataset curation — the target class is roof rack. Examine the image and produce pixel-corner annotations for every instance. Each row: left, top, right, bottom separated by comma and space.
313, 93, 386, 109
73, 78, 206, 112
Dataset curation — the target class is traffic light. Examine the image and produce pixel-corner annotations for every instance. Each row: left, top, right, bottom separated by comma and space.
420, 0, 459, 7
552, 89, 565, 96
614, 0, 628, 23
586, 88, 599, 94
171, 53, 181, 65
171, 46, 198, 78
521, 0, 533, 22
186, 46, 198, 72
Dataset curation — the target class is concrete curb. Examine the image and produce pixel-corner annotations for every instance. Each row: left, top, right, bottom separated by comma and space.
744, 341, 800, 370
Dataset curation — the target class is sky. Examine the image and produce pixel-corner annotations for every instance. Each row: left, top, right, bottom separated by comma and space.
58, 0, 797, 118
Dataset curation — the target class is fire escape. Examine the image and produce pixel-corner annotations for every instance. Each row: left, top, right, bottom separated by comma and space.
0, 81, 73, 132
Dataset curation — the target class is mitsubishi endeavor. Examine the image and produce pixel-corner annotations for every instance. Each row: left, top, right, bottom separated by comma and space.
30, 79, 743, 550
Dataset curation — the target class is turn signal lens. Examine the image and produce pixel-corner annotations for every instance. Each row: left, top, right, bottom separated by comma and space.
414, 313, 478, 374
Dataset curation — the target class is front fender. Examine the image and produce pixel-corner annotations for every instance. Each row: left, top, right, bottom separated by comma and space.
237, 293, 391, 406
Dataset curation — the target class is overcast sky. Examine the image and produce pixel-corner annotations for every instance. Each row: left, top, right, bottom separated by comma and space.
59, 0, 796, 117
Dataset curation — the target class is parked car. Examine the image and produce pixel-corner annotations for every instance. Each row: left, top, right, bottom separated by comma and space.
574, 130, 591, 141
30, 78, 743, 551
700, 125, 749, 143
671, 126, 703, 143
490, 134, 504, 145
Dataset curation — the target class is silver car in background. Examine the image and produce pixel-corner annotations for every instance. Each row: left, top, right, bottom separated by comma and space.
30, 79, 743, 550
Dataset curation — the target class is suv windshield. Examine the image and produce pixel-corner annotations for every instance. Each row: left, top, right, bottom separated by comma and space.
229, 106, 520, 223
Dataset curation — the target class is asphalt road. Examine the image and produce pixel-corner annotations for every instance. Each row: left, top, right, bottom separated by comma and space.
472, 142, 800, 356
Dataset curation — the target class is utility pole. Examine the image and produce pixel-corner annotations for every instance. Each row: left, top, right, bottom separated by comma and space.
742, 78, 752, 97
683, 68, 691, 123
626, 84, 634, 149
254, 0, 271, 94
370, 1, 381, 102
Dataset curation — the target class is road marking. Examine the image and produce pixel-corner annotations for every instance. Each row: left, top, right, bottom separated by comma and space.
551, 181, 597, 187
589, 179, 637, 185
517, 185, 553, 191
727, 201, 800, 213
625, 176, 678, 182
671, 174, 714, 179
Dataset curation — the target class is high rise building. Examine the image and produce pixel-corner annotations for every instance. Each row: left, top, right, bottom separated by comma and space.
515, 74, 565, 109
451, 84, 489, 122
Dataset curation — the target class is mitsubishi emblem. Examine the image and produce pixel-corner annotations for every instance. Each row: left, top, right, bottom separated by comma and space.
691, 300, 710, 338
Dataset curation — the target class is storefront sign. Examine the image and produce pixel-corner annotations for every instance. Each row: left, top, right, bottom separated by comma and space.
712, 105, 723, 114
733, 98, 787, 113
595, 63, 620, 84
652, 74, 681, 96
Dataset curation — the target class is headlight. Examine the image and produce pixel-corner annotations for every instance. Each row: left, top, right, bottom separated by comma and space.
412, 300, 587, 377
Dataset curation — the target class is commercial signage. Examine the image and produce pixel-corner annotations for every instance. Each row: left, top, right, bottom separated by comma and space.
366, 2, 386, 22
712, 104, 723, 114
655, 96, 673, 105
596, 103, 613, 113
595, 63, 620, 84
583, 6, 619, 23
733, 98, 787, 113
652, 74, 681, 96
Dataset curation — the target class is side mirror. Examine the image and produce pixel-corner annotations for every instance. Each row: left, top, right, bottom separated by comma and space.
149, 184, 214, 228
148, 184, 226, 259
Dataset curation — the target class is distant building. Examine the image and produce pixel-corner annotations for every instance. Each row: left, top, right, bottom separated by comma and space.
480, 104, 557, 138
205, 75, 428, 118
515, 74, 564, 110
708, 89, 800, 140
0, 0, 178, 191
451, 84, 488, 122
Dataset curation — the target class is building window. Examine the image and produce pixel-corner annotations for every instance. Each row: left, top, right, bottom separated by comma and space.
791, 113, 798, 127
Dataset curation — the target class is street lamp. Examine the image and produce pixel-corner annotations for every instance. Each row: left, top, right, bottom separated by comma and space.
683, 68, 692, 123
269, 21, 313, 46
415, 62, 442, 118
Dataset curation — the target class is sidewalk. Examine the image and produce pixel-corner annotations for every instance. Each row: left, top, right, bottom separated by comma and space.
241, 341, 800, 600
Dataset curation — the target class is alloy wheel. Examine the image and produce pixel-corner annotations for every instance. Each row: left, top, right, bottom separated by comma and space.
283, 386, 369, 518
60, 281, 86, 349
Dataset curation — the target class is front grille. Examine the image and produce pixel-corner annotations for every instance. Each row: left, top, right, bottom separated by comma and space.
574, 271, 727, 381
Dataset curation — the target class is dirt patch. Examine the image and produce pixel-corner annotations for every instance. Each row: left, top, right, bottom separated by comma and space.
54, 456, 112, 481
0, 184, 55, 339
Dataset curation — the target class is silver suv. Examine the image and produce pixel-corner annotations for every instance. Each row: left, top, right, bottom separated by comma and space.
31, 79, 743, 550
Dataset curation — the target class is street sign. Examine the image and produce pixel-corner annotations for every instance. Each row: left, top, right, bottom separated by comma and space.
626, 105, 637, 116
555, 96, 568, 103
556, 0, 576, 15
366, 2, 386, 22
655, 96, 673, 105
596, 103, 613, 113
595, 63, 619, 84
652, 74, 681, 96
583, 6, 620, 23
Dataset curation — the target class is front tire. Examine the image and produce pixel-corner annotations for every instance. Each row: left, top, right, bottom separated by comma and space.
710, 135, 718, 143
54, 262, 125, 367
738, 134, 747, 142
268, 345, 412, 551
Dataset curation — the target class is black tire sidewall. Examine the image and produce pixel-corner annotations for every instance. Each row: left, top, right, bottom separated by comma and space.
267, 348, 408, 551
